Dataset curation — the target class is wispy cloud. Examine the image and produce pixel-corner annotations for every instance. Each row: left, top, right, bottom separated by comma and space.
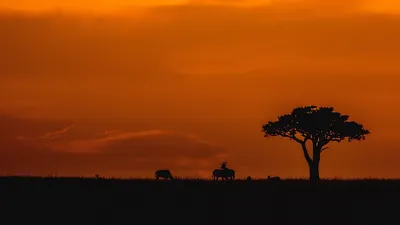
101, 129, 172, 141
61, 129, 218, 154
40, 124, 76, 139
0, 115, 228, 177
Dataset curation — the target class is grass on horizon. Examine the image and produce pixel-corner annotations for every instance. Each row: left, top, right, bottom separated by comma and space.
1, 175, 400, 181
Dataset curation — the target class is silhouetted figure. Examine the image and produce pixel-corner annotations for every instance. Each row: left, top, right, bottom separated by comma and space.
212, 169, 235, 180
246, 176, 252, 180
268, 176, 281, 181
213, 161, 235, 180
262, 105, 370, 180
220, 161, 228, 170
155, 170, 174, 180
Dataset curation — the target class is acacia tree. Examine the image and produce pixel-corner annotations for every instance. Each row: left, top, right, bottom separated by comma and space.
262, 106, 370, 180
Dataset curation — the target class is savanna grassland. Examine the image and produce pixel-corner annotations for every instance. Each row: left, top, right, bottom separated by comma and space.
1, 177, 400, 224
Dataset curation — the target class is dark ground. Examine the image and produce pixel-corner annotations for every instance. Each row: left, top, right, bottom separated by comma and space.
1, 177, 400, 225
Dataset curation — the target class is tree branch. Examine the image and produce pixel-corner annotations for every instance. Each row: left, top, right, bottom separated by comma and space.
291, 135, 304, 144
325, 137, 343, 144
301, 142, 313, 165
321, 147, 329, 153
278, 133, 304, 144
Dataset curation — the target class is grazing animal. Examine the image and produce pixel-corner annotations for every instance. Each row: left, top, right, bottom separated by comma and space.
212, 169, 235, 180
268, 176, 281, 181
155, 170, 174, 180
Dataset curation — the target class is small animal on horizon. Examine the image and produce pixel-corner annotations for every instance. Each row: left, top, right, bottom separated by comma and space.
268, 176, 281, 181
246, 176, 252, 180
212, 169, 235, 180
155, 170, 174, 180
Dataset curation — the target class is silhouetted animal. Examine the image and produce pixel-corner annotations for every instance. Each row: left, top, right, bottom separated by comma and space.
246, 176, 252, 180
213, 169, 235, 180
155, 170, 174, 180
268, 176, 281, 181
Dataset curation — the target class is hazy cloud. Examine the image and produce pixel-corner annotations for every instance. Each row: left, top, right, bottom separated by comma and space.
1, 1, 399, 121
0, 115, 227, 177
1, 1, 399, 82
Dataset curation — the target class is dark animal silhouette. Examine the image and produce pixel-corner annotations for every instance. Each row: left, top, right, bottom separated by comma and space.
155, 170, 174, 180
212, 169, 235, 180
268, 176, 281, 181
262, 105, 370, 180
246, 176, 252, 180
220, 161, 227, 170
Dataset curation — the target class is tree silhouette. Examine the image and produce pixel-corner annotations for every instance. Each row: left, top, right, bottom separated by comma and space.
262, 106, 370, 181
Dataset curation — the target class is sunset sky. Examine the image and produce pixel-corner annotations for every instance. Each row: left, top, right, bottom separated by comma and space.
1, 0, 399, 179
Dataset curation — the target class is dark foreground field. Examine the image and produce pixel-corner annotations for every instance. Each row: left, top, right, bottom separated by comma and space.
1, 177, 400, 225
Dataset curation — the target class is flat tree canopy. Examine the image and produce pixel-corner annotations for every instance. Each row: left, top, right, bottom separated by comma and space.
262, 105, 370, 180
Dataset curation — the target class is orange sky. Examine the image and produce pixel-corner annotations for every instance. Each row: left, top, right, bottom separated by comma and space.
0, 0, 400, 179
1, 0, 400, 13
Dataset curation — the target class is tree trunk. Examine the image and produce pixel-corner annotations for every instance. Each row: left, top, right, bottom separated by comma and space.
309, 145, 321, 181
309, 163, 320, 181
300, 141, 321, 180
